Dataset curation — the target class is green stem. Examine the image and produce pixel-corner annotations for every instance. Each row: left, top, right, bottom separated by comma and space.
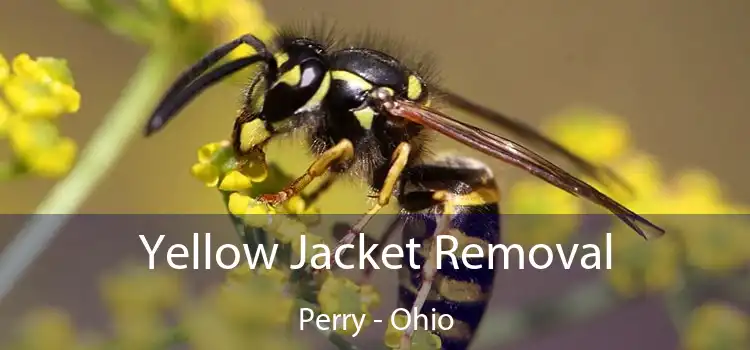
0, 50, 174, 303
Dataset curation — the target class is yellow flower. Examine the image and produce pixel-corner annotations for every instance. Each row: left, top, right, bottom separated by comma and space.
183, 306, 247, 350
191, 141, 230, 187
282, 194, 322, 226
226, 265, 253, 284
385, 314, 409, 346
317, 276, 377, 336
284, 196, 307, 215
599, 150, 748, 289
168, 0, 228, 23
256, 266, 289, 285
384, 314, 442, 350
0, 99, 11, 137
184, 297, 301, 350
184, 275, 298, 349
167, 0, 276, 82
680, 214, 749, 272
227, 192, 253, 215
12, 54, 75, 85
591, 153, 733, 215
100, 267, 183, 349
0, 53, 80, 179
598, 152, 665, 207
27, 137, 76, 177
0, 53, 8, 85
112, 313, 166, 350
102, 266, 183, 317
605, 226, 681, 298
219, 170, 253, 191
226, 265, 289, 289
213, 270, 295, 328
215, 0, 276, 61
506, 179, 583, 215
7, 118, 78, 177
184, 270, 301, 350
4, 54, 80, 118
684, 302, 748, 350
651, 170, 747, 272
191, 162, 221, 187
667, 169, 732, 214
543, 108, 631, 164
19, 308, 77, 350
359, 284, 382, 310
190, 140, 268, 190
227, 192, 276, 217
197, 141, 224, 162
272, 216, 308, 244
504, 179, 582, 247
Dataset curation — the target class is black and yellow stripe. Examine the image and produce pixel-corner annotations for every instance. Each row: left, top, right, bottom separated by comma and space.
397, 156, 500, 350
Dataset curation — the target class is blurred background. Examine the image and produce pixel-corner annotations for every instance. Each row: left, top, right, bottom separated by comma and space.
0, 0, 748, 349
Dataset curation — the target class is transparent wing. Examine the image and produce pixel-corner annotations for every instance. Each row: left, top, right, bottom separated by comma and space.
382, 97, 665, 239
435, 87, 633, 194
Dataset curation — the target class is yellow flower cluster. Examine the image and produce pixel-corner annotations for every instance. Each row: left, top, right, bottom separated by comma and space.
168, 0, 277, 61
543, 108, 630, 164
603, 159, 749, 296
102, 266, 183, 349
542, 108, 745, 216
504, 108, 627, 227
316, 276, 380, 336
384, 314, 442, 350
503, 109, 629, 247
504, 179, 583, 247
6, 264, 306, 350
184, 266, 300, 350
529, 108, 750, 298
684, 302, 748, 350
188, 141, 400, 346
6, 266, 180, 350
0, 53, 80, 179
191, 141, 268, 190
605, 228, 682, 298
11, 308, 101, 350
190, 140, 318, 233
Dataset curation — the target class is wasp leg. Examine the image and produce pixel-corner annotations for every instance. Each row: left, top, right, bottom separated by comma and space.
327, 142, 412, 263
358, 216, 403, 284
301, 172, 340, 208
400, 197, 455, 350
259, 139, 354, 205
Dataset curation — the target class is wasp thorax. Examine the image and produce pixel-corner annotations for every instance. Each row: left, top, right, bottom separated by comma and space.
370, 87, 395, 108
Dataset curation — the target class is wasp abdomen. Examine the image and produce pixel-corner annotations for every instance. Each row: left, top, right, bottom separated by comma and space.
397, 156, 500, 350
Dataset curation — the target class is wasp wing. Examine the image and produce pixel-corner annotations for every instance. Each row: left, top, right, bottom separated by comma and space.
434, 87, 633, 194
383, 98, 665, 239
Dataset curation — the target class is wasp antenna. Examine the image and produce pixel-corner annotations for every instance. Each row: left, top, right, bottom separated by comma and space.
145, 56, 269, 136
145, 34, 276, 136
620, 213, 666, 240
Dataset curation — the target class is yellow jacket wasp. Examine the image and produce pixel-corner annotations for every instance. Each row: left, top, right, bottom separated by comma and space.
144, 24, 665, 350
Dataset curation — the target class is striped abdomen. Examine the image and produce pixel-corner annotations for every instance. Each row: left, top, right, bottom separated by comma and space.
396, 156, 501, 350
